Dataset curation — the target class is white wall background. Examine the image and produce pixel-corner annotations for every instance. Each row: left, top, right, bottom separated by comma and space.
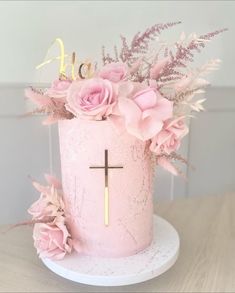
0, 0, 235, 85
0, 1, 235, 224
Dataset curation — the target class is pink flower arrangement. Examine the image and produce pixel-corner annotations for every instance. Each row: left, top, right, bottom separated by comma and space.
21, 22, 227, 264
26, 22, 226, 175
28, 174, 80, 260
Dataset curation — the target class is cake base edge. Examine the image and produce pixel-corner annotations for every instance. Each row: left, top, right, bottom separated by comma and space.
41, 215, 180, 287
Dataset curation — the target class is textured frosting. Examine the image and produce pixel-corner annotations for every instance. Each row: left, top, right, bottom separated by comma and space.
58, 118, 154, 257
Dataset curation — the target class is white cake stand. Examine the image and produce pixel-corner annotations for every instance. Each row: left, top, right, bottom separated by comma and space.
42, 216, 180, 286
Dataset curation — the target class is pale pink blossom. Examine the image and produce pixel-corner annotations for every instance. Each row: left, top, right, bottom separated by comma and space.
150, 57, 170, 79
25, 87, 74, 125
28, 175, 64, 221
150, 117, 188, 155
157, 157, 179, 176
28, 175, 82, 259
46, 79, 72, 99
28, 186, 64, 220
28, 192, 54, 221
33, 217, 72, 260
99, 62, 128, 82
174, 74, 209, 93
44, 174, 62, 190
129, 58, 143, 74
66, 78, 117, 120
110, 87, 173, 141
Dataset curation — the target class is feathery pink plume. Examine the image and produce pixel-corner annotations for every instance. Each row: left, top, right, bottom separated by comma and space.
25, 87, 52, 107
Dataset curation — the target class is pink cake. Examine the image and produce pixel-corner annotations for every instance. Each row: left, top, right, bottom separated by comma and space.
25, 24, 225, 261
59, 118, 154, 257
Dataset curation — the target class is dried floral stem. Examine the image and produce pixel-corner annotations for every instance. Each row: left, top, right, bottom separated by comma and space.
102, 21, 181, 66
158, 28, 228, 79
125, 21, 182, 63
1, 218, 53, 234
164, 87, 205, 103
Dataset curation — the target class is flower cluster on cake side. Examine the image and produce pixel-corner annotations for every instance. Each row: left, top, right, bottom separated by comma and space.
24, 22, 226, 259
27, 174, 81, 259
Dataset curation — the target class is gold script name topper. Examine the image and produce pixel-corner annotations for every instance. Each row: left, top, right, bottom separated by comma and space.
36, 38, 94, 80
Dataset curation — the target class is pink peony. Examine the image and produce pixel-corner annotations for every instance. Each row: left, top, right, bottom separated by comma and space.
150, 117, 188, 155
99, 62, 128, 82
46, 79, 72, 99
111, 87, 173, 141
33, 217, 72, 260
66, 78, 117, 120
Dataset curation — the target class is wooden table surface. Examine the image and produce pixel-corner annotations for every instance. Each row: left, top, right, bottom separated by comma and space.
1, 193, 235, 293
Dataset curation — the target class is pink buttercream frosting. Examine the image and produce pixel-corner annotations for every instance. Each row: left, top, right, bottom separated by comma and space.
58, 118, 154, 257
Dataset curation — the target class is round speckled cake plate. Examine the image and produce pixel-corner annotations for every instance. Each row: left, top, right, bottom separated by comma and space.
42, 216, 180, 286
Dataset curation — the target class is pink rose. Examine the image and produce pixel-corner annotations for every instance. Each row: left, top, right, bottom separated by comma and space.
99, 62, 128, 82
46, 79, 72, 99
66, 78, 117, 120
111, 87, 173, 141
33, 217, 72, 260
150, 117, 188, 155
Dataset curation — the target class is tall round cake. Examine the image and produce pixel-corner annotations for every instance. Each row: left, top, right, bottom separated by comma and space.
25, 24, 224, 265
59, 118, 154, 257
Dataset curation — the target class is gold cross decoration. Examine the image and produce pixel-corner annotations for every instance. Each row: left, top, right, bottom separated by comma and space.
90, 149, 123, 226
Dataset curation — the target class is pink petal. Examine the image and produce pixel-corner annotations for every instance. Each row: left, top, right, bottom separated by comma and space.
118, 97, 141, 129
108, 115, 126, 134
32, 181, 48, 194
134, 89, 157, 111
157, 157, 178, 175
150, 57, 170, 79
129, 58, 143, 74
44, 174, 62, 189
139, 117, 163, 141
155, 130, 172, 147
70, 239, 82, 253
154, 98, 173, 121
118, 81, 134, 98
